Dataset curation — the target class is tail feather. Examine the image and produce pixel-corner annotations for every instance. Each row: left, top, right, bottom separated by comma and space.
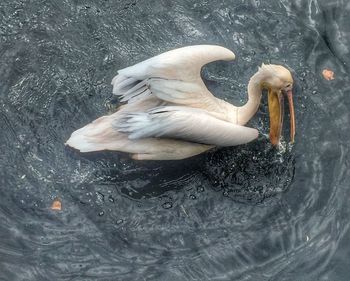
65, 116, 123, 152
66, 96, 164, 153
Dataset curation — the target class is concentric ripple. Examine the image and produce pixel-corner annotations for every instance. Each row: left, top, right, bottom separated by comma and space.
1, 0, 350, 280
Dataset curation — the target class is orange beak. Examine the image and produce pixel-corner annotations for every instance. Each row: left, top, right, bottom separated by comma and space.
268, 88, 295, 146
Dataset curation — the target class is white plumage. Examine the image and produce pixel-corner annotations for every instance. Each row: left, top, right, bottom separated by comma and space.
66, 45, 294, 160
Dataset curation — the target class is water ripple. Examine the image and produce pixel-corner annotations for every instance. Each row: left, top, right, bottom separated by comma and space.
1, 0, 350, 280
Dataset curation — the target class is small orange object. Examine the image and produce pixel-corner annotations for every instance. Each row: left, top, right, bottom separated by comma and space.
322, 69, 335, 81
51, 198, 62, 211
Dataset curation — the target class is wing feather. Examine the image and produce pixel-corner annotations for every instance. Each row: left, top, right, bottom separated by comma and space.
111, 45, 235, 113
113, 106, 258, 147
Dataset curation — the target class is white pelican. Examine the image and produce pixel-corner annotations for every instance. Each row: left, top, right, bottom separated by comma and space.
66, 45, 295, 160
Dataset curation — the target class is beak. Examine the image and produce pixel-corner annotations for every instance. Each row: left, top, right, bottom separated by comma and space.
287, 90, 295, 143
268, 88, 295, 146
268, 88, 284, 146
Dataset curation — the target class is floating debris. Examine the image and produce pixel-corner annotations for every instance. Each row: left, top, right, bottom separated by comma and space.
162, 202, 173, 209
322, 69, 335, 81
51, 198, 62, 211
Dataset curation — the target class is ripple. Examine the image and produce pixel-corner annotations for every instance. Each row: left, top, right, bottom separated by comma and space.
1, 0, 350, 280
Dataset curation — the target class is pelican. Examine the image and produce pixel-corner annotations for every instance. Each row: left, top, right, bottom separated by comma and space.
66, 45, 295, 160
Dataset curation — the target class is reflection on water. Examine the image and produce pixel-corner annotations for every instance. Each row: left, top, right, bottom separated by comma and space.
1, 0, 350, 280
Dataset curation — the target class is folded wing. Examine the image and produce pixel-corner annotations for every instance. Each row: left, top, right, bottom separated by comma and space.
114, 106, 258, 147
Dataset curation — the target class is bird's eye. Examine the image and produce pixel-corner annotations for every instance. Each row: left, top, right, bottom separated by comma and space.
286, 83, 291, 88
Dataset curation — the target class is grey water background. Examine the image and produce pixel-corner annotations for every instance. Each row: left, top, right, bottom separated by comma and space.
1, 0, 350, 280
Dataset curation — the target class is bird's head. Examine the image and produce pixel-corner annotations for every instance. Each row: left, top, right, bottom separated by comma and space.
258, 64, 295, 146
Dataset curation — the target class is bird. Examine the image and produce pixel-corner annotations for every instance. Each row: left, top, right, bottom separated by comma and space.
65, 45, 295, 160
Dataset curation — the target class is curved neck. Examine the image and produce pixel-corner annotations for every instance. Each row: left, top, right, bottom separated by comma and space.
237, 72, 263, 125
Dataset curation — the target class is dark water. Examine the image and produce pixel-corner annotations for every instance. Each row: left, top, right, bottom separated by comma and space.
1, 0, 350, 280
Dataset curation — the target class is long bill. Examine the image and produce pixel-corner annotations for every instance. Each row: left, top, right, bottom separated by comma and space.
268, 88, 295, 146
287, 90, 295, 143
268, 89, 283, 146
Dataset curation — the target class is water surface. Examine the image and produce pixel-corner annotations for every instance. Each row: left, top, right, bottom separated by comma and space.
1, 0, 350, 280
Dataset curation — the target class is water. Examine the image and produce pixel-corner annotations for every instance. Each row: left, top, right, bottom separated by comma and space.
1, 0, 350, 280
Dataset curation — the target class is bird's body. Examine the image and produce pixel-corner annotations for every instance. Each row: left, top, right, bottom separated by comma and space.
66, 45, 295, 160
